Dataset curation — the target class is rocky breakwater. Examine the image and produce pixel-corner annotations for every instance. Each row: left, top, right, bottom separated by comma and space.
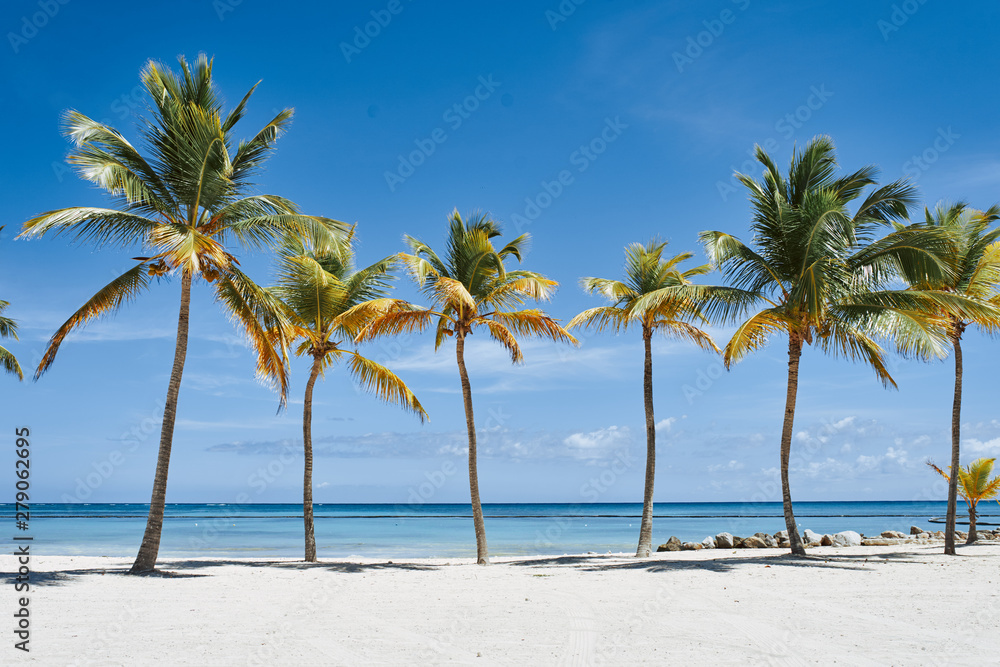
655, 526, 1000, 552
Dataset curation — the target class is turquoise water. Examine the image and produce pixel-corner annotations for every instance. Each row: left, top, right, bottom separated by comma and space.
2, 502, 992, 558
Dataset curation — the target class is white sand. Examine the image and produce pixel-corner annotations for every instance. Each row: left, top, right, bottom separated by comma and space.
4, 544, 999, 666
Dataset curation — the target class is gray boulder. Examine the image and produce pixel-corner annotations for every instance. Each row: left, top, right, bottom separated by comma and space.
881, 530, 907, 539
742, 535, 766, 548
715, 532, 734, 549
681, 542, 703, 551
820, 534, 834, 546
753, 532, 778, 548
701, 536, 717, 549
831, 531, 862, 547
774, 530, 789, 542
803, 529, 824, 545
910, 525, 923, 535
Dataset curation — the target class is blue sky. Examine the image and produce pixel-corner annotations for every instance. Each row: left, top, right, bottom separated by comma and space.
2, 0, 999, 506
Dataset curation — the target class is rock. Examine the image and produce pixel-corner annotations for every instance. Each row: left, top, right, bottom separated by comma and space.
715, 532, 734, 549
934, 531, 945, 539
917, 532, 931, 540
681, 542, 702, 551
881, 530, 906, 539
862, 538, 897, 546
656, 536, 682, 552
831, 531, 862, 547
774, 530, 788, 542
777, 539, 790, 549
910, 525, 923, 535
701, 536, 717, 549
732, 537, 744, 548
760, 533, 778, 548
742, 536, 766, 549
803, 529, 824, 545
821, 534, 834, 546
957, 531, 968, 540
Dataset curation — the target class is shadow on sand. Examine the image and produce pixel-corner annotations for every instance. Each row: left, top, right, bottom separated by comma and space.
5, 543, 993, 586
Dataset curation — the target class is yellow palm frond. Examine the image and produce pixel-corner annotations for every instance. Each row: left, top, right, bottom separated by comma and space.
489, 310, 578, 346
566, 306, 631, 333
482, 320, 523, 363
214, 268, 293, 407
149, 223, 230, 275
35, 262, 154, 378
724, 309, 789, 368
432, 276, 478, 314
656, 320, 721, 354
345, 352, 428, 422
354, 307, 437, 344
342, 299, 438, 340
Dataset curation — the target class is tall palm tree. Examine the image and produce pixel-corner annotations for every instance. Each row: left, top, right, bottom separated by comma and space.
567, 240, 723, 558
701, 136, 985, 555
902, 203, 1000, 554
348, 210, 576, 564
928, 458, 1000, 543
271, 230, 428, 562
18, 55, 346, 573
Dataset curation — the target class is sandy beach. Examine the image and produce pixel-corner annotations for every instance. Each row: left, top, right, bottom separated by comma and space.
4, 543, 999, 666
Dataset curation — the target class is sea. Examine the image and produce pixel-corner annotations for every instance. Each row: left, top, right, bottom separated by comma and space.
2, 501, 994, 559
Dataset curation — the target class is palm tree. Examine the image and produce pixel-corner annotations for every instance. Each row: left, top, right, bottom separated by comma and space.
902, 203, 1000, 555
349, 210, 576, 564
701, 136, 985, 555
928, 458, 1000, 543
18, 55, 346, 573
271, 230, 428, 562
567, 240, 723, 557
0, 228, 23, 381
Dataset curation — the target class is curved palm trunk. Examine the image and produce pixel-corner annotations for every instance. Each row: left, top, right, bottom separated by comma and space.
635, 329, 656, 558
945, 327, 963, 555
967, 503, 978, 544
130, 272, 192, 574
456, 331, 489, 564
302, 354, 322, 562
780, 336, 806, 556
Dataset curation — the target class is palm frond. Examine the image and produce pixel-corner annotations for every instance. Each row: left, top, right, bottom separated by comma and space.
35, 262, 154, 378
345, 352, 428, 422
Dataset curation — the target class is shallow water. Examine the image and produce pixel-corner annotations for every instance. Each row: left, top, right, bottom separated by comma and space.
5, 501, 991, 558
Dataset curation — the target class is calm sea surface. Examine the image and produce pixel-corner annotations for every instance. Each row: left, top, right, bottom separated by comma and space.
2, 502, 993, 558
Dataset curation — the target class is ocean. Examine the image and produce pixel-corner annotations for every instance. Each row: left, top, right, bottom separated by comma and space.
2, 501, 993, 559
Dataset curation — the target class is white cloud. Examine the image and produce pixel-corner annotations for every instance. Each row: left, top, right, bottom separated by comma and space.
965, 438, 1000, 455
708, 460, 745, 473
563, 426, 631, 460
655, 417, 676, 433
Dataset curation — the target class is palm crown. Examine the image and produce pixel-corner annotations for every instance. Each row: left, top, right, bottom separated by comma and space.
569, 239, 719, 350
352, 210, 576, 356
272, 231, 426, 419
701, 135, 986, 386
18, 54, 346, 398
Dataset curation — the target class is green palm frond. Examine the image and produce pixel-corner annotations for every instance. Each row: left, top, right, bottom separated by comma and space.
0, 345, 22, 380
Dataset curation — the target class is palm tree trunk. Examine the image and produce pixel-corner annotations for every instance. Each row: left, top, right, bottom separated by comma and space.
635, 328, 656, 558
945, 325, 963, 556
456, 331, 489, 564
302, 354, 322, 562
967, 503, 977, 544
780, 335, 806, 556
129, 272, 192, 574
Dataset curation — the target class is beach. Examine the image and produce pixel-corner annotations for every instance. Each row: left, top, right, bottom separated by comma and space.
5, 543, 999, 665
